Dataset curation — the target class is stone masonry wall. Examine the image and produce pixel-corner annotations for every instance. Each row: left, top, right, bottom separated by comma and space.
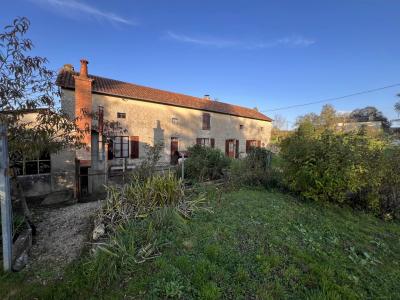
84, 90, 272, 164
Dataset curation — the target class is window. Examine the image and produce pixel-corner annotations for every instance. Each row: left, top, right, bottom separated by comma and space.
117, 112, 126, 119
246, 140, 261, 153
14, 151, 51, 176
130, 136, 139, 159
240, 124, 244, 130
172, 117, 178, 125
259, 127, 264, 132
196, 138, 215, 148
113, 136, 129, 158
202, 113, 211, 130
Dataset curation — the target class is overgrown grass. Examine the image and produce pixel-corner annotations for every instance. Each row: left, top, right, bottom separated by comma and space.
2, 188, 400, 299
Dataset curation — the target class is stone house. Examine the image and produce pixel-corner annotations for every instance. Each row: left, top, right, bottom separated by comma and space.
38, 59, 271, 196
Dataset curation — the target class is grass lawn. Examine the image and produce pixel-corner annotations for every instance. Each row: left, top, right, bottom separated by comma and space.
2, 188, 400, 299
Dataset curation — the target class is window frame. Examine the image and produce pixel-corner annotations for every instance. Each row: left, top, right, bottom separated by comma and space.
130, 136, 139, 159
117, 112, 126, 119
113, 136, 129, 158
246, 140, 261, 153
15, 152, 51, 176
196, 138, 215, 148
202, 113, 211, 130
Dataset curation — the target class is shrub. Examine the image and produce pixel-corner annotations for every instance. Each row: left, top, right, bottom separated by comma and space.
378, 147, 400, 219
229, 148, 280, 188
132, 143, 164, 182
182, 145, 230, 181
279, 124, 396, 216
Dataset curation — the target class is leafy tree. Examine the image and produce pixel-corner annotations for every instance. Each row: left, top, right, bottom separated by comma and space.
319, 104, 337, 129
395, 94, 400, 116
295, 112, 319, 127
0, 17, 85, 156
295, 104, 344, 132
0, 17, 85, 227
350, 106, 390, 129
0, 17, 123, 230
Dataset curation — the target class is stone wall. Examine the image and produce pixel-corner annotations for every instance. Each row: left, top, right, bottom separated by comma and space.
87, 91, 272, 164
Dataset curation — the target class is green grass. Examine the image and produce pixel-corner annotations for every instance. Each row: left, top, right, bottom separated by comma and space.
2, 188, 400, 299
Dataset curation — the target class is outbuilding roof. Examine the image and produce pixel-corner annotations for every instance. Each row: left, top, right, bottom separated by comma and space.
56, 70, 272, 122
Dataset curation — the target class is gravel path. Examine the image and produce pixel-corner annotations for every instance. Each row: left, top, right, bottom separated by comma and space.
25, 201, 102, 281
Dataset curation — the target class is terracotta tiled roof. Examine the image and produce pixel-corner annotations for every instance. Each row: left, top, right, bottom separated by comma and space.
56, 70, 272, 122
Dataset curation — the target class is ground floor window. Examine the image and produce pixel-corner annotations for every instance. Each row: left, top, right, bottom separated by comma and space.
130, 136, 139, 159
13, 151, 51, 175
196, 138, 215, 148
246, 140, 261, 153
113, 136, 129, 158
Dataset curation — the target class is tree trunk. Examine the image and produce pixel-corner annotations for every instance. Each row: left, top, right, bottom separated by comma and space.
10, 167, 36, 235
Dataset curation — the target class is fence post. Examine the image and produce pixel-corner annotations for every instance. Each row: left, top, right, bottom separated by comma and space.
0, 123, 12, 271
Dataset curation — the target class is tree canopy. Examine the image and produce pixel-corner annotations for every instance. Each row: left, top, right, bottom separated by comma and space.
349, 106, 389, 128
0, 17, 84, 159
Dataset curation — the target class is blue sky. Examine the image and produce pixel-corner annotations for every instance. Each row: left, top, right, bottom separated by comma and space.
1, 0, 400, 127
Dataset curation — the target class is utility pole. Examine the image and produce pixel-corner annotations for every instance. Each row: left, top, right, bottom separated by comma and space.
0, 123, 12, 271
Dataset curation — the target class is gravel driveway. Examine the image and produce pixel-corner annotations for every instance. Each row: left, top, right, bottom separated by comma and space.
25, 200, 102, 282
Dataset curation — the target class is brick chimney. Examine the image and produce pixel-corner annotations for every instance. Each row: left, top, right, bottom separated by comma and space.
203, 94, 211, 100
73, 59, 93, 163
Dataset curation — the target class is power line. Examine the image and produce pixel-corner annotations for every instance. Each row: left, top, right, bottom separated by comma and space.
261, 83, 400, 112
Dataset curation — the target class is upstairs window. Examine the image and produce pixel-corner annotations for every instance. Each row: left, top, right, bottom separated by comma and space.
113, 136, 129, 158
196, 138, 215, 148
117, 112, 126, 119
240, 124, 244, 130
259, 127, 264, 132
172, 117, 178, 125
202, 113, 211, 130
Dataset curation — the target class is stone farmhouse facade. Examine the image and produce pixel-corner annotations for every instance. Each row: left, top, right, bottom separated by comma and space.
23, 59, 272, 197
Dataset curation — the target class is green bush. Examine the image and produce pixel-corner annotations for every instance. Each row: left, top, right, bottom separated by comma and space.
229, 147, 281, 188
182, 144, 230, 181
279, 124, 399, 217
377, 147, 400, 219
131, 143, 164, 182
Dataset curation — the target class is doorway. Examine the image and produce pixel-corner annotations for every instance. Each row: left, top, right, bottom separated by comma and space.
170, 137, 179, 164
225, 139, 235, 158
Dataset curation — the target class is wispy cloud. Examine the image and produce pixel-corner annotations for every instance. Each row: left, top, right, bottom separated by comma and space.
31, 0, 135, 25
249, 36, 315, 49
166, 31, 315, 49
166, 31, 238, 48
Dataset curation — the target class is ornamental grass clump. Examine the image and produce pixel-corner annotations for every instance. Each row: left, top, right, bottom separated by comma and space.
100, 172, 185, 228
89, 172, 210, 289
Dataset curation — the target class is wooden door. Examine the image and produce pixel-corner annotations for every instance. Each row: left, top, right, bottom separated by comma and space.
225, 139, 235, 158
170, 137, 179, 164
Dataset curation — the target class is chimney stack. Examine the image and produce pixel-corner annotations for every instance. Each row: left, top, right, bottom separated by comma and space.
204, 94, 211, 100
73, 59, 93, 164
79, 59, 89, 77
